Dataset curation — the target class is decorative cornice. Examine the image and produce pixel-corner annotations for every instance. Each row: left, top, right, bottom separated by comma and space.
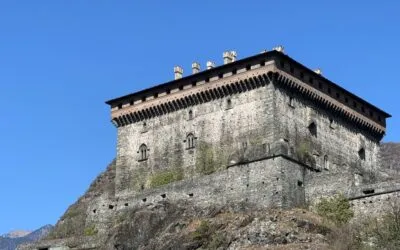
110, 62, 275, 126
108, 54, 387, 140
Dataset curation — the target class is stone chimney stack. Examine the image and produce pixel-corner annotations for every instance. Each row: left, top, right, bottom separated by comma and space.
223, 51, 237, 64
206, 61, 215, 70
174, 66, 183, 80
192, 62, 200, 74
314, 68, 322, 75
273, 45, 285, 53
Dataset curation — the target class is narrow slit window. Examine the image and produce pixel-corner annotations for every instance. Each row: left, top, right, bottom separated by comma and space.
358, 148, 366, 160
324, 155, 329, 170
226, 98, 233, 109
188, 110, 194, 120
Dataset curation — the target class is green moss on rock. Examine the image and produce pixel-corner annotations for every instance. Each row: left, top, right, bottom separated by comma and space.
149, 168, 184, 188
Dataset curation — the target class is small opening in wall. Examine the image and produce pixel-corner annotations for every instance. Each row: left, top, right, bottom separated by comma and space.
309, 77, 314, 84
297, 180, 303, 187
130, 100, 134, 106
205, 78, 209, 83
358, 148, 366, 160
38, 248, 49, 250
218, 73, 223, 79
300, 72, 304, 79
363, 189, 375, 195
166, 89, 171, 94
289, 96, 294, 108
246, 64, 251, 70
179, 85, 183, 90
227, 98, 232, 109
161, 194, 166, 198
192, 81, 197, 87
93, 209, 96, 214
329, 118, 334, 129
142, 96, 146, 102
117, 103, 122, 109
188, 110, 193, 120
308, 122, 317, 137
188, 193, 194, 197
232, 69, 237, 75
260, 60, 265, 66
124, 203, 129, 207
154, 93, 158, 98
109, 205, 114, 210
142, 198, 147, 202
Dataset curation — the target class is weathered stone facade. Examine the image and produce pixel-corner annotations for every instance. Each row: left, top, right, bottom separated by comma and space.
106, 49, 390, 211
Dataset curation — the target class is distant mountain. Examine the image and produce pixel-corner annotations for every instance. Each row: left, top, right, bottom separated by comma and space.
379, 142, 400, 180
0, 225, 53, 250
1, 231, 30, 239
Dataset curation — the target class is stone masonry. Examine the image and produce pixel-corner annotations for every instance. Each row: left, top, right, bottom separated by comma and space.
105, 48, 390, 211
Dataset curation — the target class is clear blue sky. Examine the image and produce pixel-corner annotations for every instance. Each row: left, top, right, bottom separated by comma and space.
0, 1, 398, 234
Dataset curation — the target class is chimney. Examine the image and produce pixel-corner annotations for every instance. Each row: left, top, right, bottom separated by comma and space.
192, 62, 200, 74
174, 66, 183, 80
314, 68, 322, 75
223, 51, 237, 64
206, 61, 215, 70
273, 45, 285, 53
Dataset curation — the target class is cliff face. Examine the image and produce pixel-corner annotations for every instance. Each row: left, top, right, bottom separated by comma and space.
44, 159, 115, 240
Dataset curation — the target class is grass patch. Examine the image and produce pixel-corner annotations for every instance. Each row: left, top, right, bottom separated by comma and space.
149, 168, 183, 188
83, 225, 98, 236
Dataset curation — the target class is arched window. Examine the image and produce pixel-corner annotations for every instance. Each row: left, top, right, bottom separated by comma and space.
324, 155, 329, 170
308, 122, 317, 137
358, 148, 365, 160
139, 144, 148, 161
187, 133, 195, 149
188, 110, 193, 120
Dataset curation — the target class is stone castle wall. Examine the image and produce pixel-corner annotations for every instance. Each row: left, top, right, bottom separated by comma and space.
115, 81, 276, 198
115, 65, 380, 207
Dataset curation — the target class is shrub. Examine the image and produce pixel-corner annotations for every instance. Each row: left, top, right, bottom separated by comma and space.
192, 220, 211, 241
365, 201, 400, 249
316, 194, 354, 225
84, 225, 98, 236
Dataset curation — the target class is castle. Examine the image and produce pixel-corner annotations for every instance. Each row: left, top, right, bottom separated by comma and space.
103, 47, 393, 211
22, 47, 399, 249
